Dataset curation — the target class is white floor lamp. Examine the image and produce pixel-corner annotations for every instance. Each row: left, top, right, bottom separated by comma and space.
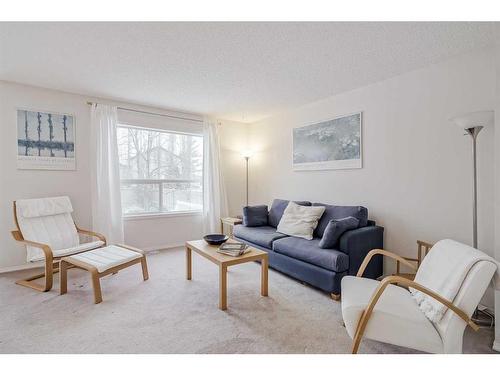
241, 151, 253, 207
450, 110, 494, 326
450, 110, 494, 249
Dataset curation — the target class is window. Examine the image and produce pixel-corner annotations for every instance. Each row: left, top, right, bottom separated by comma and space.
117, 125, 203, 216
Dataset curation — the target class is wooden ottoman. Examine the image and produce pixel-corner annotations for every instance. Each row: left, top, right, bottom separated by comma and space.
60, 244, 149, 304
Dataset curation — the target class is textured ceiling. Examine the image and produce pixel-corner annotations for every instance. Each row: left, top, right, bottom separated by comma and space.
0, 22, 496, 122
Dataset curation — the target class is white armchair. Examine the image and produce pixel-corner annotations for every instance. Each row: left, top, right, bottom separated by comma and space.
11, 196, 106, 292
342, 240, 498, 354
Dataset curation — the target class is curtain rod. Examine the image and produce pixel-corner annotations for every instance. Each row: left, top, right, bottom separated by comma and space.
86, 101, 203, 123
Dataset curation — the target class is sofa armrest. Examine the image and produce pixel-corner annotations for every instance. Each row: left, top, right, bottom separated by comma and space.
338, 225, 384, 279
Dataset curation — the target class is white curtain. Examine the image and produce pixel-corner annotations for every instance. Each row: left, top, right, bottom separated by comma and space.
203, 118, 229, 233
90, 104, 124, 244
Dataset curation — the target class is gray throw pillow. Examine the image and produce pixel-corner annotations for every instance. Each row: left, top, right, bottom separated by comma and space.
243, 205, 268, 227
319, 216, 360, 249
312, 203, 368, 237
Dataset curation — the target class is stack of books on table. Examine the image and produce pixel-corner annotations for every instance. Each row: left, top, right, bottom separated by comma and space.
217, 242, 250, 257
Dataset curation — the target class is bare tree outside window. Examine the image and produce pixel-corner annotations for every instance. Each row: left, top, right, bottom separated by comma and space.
117, 125, 203, 215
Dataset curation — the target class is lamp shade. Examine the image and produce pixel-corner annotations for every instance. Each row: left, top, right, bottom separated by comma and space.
241, 150, 253, 158
449, 110, 494, 130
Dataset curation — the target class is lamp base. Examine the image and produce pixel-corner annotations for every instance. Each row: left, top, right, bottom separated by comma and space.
471, 307, 495, 327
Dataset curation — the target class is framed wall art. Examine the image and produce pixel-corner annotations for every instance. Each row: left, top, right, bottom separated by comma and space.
17, 109, 76, 170
293, 112, 362, 171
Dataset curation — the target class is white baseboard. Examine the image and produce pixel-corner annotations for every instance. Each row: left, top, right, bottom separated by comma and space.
0, 243, 184, 275
493, 340, 500, 353
0, 262, 44, 274
141, 243, 184, 252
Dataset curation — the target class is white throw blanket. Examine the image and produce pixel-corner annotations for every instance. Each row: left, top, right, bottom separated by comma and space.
410, 239, 500, 323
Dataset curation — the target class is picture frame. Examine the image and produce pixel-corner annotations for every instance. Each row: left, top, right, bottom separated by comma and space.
292, 112, 362, 171
16, 108, 76, 170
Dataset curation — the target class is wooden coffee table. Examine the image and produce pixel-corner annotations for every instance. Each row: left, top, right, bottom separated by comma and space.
185, 239, 268, 310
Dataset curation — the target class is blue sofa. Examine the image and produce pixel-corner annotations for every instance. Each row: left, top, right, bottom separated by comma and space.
233, 199, 384, 296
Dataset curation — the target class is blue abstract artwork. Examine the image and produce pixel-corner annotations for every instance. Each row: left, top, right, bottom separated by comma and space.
293, 112, 362, 170
17, 109, 76, 170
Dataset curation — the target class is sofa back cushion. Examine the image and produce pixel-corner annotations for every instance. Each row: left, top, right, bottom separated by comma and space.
243, 205, 268, 227
277, 202, 325, 240
268, 199, 311, 228
313, 203, 368, 238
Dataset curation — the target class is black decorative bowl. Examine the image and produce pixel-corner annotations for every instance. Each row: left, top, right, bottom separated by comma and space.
203, 234, 229, 246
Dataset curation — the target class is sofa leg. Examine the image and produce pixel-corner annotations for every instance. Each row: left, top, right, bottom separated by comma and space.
330, 293, 341, 301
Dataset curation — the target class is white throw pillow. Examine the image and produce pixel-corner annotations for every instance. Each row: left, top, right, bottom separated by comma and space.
277, 202, 325, 240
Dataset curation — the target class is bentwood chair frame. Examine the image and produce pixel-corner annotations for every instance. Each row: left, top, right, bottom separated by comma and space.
349, 248, 480, 353
11, 201, 106, 292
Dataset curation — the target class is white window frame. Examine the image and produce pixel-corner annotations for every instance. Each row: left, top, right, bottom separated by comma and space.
117, 124, 204, 219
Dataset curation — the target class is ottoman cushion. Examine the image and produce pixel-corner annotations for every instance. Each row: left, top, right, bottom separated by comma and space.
68, 245, 143, 273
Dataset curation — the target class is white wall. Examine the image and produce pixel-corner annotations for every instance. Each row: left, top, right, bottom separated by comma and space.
0, 81, 93, 269
219, 120, 250, 217
0, 81, 247, 270
248, 49, 496, 306
494, 29, 500, 352
123, 214, 204, 251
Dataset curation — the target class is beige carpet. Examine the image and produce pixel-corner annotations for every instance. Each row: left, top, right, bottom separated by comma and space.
0, 247, 496, 354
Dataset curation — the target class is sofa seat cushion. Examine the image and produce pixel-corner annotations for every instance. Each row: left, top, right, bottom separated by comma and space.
341, 276, 443, 353
233, 225, 288, 249
272, 236, 348, 272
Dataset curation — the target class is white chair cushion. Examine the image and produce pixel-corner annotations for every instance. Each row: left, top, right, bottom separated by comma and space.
16, 196, 81, 262
68, 245, 142, 273
341, 276, 443, 353
20, 213, 80, 262
16, 196, 73, 218
28, 240, 105, 262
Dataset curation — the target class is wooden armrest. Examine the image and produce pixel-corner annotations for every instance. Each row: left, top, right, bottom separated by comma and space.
363, 275, 478, 332
385, 276, 479, 330
11, 230, 54, 259
357, 249, 418, 277
417, 240, 434, 249
351, 275, 478, 353
76, 226, 107, 245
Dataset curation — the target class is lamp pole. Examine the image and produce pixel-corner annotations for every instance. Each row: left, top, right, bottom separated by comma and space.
465, 126, 483, 249
450, 111, 493, 327
245, 156, 249, 206
464, 125, 492, 326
